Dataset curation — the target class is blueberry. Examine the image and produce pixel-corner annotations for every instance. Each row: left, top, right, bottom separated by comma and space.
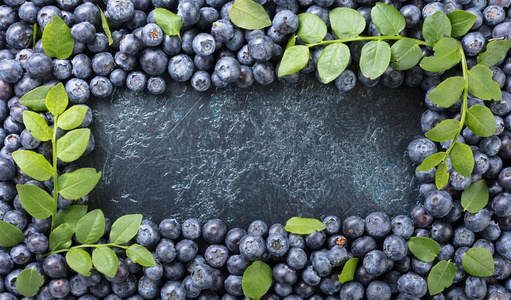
397, 272, 427, 298
422, 2, 446, 19
366, 280, 391, 300
182, 218, 201, 239
339, 281, 364, 299
111, 274, 137, 297
253, 61, 275, 85
156, 239, 176, 263
37, 6, 62, 28
126, 71, 147, 92
192, 33, 216, 56
147, 76, 166, 95
305, 5, 330, 26
159, 219, 181, 239
363, 250, 388, 277
140, 48, 168, 76
211, 19, 234, 42
204, 244, 229, 268
115, 52, 137, 71
499, 167, 511, 190
144, 260, 164, 281
49, 278, 71, 298
273, 263, 298, 285
92, 52, 115, 76
286, 247, 307, 270
136, 220, 160, 248
266, 234, 290, 257
43, 254, 67, 278
191, 71, 212, 92
0, 60, 22, 84
178, 0, 200, 26
25, 53, 52, 78
5, 22, 32, 49
453, 226, 475, 248
411, 256, 433, 275
194, 54, 215, 71
224, 29, 244, 52
430, 219, 453, 243
492, 193, 511, 217
71, 22, 96, 44
90, 76, 114, 98
197, 7, 219, 30
88, 33, 110, 53
138, 275, 161, 299
351, 236, 377, 258
163, 261, 185, 280
72, 54, 93, 79
168, 54, 195, 82
424, 190, 453, 218
239, 233, 266, 261
120, 34, 141, 56
65, 78, 90, 104
110, 69, 127, 87
365, 212, 391, 239
400, 4, 421, 28
407, 138, 437, 164
382, 235, 407, 261
306, 230, 326, 249
272, 10, 299, 35
248, 36, 274, 62
464, 208, 491, 232
26, 232, 49, 253
410, 205, 433, 228
226, 254, 250, 275
175, 239, 198, 262
462, 32, 486, 57
107, 0, 135, 22
141, 23, 163, 47
302, 265, 321, 286
73, 2, 101, 26
465, 276, 487, 299
52, 59, 72, 80
438, 243, 455, 261
334, 69, 357, 92
496, 231, 511, 260
483, 5, 505, 26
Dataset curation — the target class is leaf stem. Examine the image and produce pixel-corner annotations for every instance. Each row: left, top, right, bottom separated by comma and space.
48, 243, 128, 255
306, 35, 434, 48
51, 116, 58, 232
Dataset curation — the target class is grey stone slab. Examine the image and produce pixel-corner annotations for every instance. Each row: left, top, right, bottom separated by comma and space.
82, 76, 427, 228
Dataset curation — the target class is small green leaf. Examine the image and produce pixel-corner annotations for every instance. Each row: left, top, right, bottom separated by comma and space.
422, 11, 451, 44
98, 6, 113, 45
435, 162, 449, 190
427, 76, 465, 108
19, 85, 51, 111
370, 3, 405, 36
58, 105, 88, 131
427, 260, 456, 295
42, 15, 74, 59
461, 179, 489, 213
417, 152, 446, 172
55, 205, 88, 230
49, 223, 73, 251
0, 220, 24, 247
317, 43, 350, 84
56, 128, 91, 162
450, 142, 474, 178
278, 46, 309, 77
75, 209, 106, 244
58, 168, 101, 200
126, 244, 156, 267
242, 260, 273, 300
66, 249, 92, 276
154, 8, 183, 37
46, 83, 68, 116
330, 8, 365, 39
12, 150, 52, 181
448, 11, 477, 37
420, 37, 461, 73
285, 217, 326, 234
425, 119, 460, 142
390, 39, 422, 71
286, 33, 296, 49
92, 247, 119, 278
296, 13, 327, 44
477, 40, 511, 67
16, 268, 44, 298
462, 247, 495, 277
407, 237, 440, 262
468, 64, 503, 101
360, 40, 391, 80
466, 105, 496, 137
229, 0, 271, 30
33, 23, 38, 50
16, 184, 55, 220
110, 214, 143, 245
338, 258, 358, 284
22, 111, 53, 141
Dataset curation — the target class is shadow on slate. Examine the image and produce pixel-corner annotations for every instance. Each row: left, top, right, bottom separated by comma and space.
82, 76, 427, 229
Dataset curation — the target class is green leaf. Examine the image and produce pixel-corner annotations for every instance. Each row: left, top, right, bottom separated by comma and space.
16, 184, 55, 220
19, 85, 51, 111
42, 15, 74, 59
296, 13, 327, 44
229, 0, 271, 30
286, 33, 296, 49
468, 64, 503, 101
12, 150, 52, 181
390, 39, 422, 71
317, 43, 350, 84
75, 209, 105, 244
16, 268, 44, 297
425, 119, 460, 142
461, 179, 489, 213
56, 128, 91, 162
450, 142, 474, 178
427, 76, 465, 108
466, 105, 496, 137
0, 220, 24, 247
417, 152, 446, 172
338, 258, 358, 284
58, 105, 88, 131
66, 249, 92, 276
46, 83, 68, 116
285, 217, 326, 234
110, 214, 143, 245
435, 162, 449, 190
58, 168, 101, 200
420, 37, 461, 73
98, 6, 113, 45
278, 46, 310, 77
407, 237, 440, 262
462, 247, 495, 277
360, 40, 391, 80
126, 244, 156, 267
92, 247, 119, 278
55, 205, 88, 231
33, 23, 38, 50
477, 40, 511, 67
22, 111, 53, 141
49, 223, 73, 251
329, 8, 366, 39
448, 11, 477, 37
422, 11, 451, 44
242, 260, 273, 300
370, 2, 405, 36
427, 260, 456, 295
154, 8, 183, 37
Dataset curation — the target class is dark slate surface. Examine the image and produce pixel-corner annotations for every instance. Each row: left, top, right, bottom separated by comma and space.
83, 76, 427, 228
